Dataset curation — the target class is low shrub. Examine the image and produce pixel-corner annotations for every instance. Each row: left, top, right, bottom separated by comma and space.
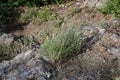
40, 28, 82, 63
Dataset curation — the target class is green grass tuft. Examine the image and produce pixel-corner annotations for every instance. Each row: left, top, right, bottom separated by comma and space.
40, 28, 82, 63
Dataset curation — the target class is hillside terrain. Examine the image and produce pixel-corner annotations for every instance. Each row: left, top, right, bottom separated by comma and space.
0, 0, 120, 80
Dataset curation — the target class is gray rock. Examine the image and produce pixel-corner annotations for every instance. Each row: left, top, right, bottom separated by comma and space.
110, 34, 120, 42
0, 61, 10, 76
82, 26, 99, 38
81, 25, 106, 56
83, 0, 108, 9
0, 50, 56, 80
80, 72, 96, 80
83, 0, 99, 7
107, 47, 120, 56
82, 25, 106, 36
108, 19, 120, 27
95, 0, 108, 9
0, 33, 14, 45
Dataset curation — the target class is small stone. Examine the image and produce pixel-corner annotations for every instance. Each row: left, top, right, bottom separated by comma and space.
96, 0, 107, 9
83, 0, 99, 8
107, 47, 120, 56
83, 0, 107, 9
0, 61, 10, 69
110, 34, 120, 42
82, 25, 99, 37
108, 19, 120, 27
76, 2, 80, 5
0, 33, 14, 45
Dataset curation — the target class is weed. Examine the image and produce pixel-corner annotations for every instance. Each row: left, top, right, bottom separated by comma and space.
90, 13, 95, 18
112, 71, 120, 80
54, 17, 63, 28
69, 8, 78, 16
110, 56, 118, 63
40, 28, 82, 63
71, 8, 77, 15
97, 20, 107, 28
113, 77, 120, 80
21, 8, 38, 23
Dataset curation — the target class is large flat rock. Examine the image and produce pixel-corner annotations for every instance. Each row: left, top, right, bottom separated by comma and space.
0, 50, 56, 80
83, 0, 108, 9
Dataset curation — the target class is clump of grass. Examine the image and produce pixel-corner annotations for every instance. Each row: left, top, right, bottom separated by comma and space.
112, 70, 120, 80
101, 0, 120, 18
40, 28, 82, 63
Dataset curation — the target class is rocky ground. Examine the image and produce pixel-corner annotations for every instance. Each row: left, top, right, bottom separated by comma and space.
0, 0, 120, 80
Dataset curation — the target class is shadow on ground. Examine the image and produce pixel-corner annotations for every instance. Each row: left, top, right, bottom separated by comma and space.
0, 7, 29, 33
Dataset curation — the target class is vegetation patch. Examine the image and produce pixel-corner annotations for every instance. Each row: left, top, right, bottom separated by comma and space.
54, 17, 64, 28
0, 0, 65, 28
40, 28, 82, 63
22, 7, 57, 25
112, 70, 120, 80
101, 0, 120, 18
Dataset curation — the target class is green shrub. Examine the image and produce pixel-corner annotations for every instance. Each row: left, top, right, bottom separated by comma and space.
101, 0, 120, 18
40, 28, 82, 63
